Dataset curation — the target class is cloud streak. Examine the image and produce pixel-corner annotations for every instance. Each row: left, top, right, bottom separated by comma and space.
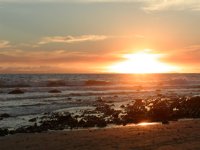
0, 49, 122, 73
1, 0, 199, 12
0, 49, 121, 64
39, 35, 108, 44
0, 40, 10, 49
143, 0, 200, 12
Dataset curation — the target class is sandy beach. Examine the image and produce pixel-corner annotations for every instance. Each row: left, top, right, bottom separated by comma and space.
0, 120, 200, 150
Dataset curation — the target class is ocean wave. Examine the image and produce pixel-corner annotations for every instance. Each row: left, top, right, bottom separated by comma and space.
0, 79, 113, 88
0, 102, 49, 108
0, 90, 139, 101
1, 74, 199, 88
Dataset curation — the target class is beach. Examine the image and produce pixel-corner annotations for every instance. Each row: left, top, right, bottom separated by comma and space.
1, 120, 200, 150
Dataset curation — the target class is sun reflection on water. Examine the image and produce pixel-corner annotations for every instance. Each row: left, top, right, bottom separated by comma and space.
137, 122, 160, 126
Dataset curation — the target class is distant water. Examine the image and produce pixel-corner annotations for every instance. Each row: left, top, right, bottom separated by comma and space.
0, 74, 200, 128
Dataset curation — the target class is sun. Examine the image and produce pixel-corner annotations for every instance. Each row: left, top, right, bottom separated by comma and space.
107, 50, 177, 74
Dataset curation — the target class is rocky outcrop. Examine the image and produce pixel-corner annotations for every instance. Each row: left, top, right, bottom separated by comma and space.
0, 113, 10, 118
8, 89, 24, 94
1, 96, 200, 136
85, 80, 110, 86
48, 89, 62, 93
47, 80, 66, 87
0, 128, 9, 136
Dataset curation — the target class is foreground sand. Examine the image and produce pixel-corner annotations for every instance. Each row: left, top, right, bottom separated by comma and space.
0, 120, 200, 150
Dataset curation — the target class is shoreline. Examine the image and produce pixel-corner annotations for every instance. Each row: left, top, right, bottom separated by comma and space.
1, 118, 199, 136
1, 95, 200, 136
1, 120, 200, 150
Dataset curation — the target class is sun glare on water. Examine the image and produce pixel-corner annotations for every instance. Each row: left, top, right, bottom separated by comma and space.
137, 122, 160, 126
108, 50, 177, 74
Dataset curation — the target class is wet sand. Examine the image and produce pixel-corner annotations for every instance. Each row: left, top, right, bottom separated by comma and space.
0, 120, 200, 150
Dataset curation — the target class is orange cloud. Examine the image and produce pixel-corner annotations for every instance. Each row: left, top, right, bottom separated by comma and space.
0, 49, 124, 73
0, 40, 10, 49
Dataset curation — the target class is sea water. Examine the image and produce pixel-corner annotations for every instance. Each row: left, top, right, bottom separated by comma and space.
0, 74, 200, 128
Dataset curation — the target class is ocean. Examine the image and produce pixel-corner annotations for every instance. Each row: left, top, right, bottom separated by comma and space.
0, 73, 200, 129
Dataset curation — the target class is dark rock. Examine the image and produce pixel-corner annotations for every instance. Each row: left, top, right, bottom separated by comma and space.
85, 80, 110, 86
48, 89, 62, 93
0, 113, 10, 118
96, 119, 107, 127
0, 128, 9, 136
95, 103, 116, 116
78, 115, 107, 128
15, 126, 29, 133
9, 130, 15, 135
8, 89, 24, 94
106, 100, 114, 103
168, 78, 188, 85
120, 105, 125, 108
96, 97, 104, 103
47, 80, 66, 87
74, 115, 79, 118
78, 119, 87, 127
162, 120, 169, 124
136, 86, 143, 91
29, 118, 37, 122
156, 89, 161, 92
157, 94, 163, 97
39, 112, 78, 130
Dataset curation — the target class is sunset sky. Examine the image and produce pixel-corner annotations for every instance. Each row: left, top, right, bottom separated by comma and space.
0, 0, 200, 73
